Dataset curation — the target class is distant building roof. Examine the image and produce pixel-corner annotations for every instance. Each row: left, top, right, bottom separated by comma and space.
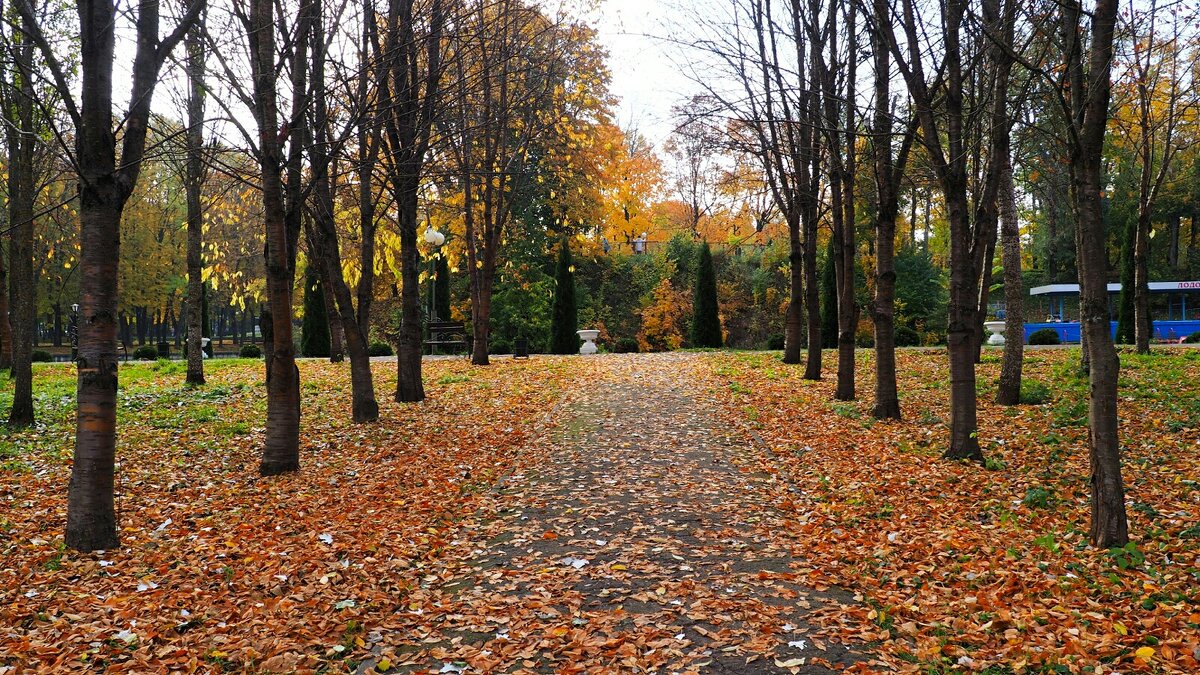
1029, 281, 1200, 296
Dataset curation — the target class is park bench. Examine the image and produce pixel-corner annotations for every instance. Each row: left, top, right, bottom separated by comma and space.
425, 321, 470, 355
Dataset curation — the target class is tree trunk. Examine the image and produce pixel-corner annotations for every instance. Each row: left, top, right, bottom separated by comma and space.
783, 210, 804, 364
1133, 209, 1151, 353
0, 245, 11, 371
996, 160, 1025, 405
185, 22, 205, 385
832, 1, 858, 402
802, 201, 822, 379
250, 0, 301, 475
396, 195, 427, 400
1064, 0, 1128, 548
6, 32, 35, 426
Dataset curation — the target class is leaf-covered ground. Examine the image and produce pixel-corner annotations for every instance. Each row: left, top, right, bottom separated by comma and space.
3, 349, 1199, 673
1, 358, 586, 672
692, 347, 1200, 673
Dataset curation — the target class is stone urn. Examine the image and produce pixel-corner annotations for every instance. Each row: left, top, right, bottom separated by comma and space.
577, 329, 599, 355
983, 320, 1007, 346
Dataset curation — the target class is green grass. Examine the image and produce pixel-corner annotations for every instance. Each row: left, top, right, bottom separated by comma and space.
0, 359, 267, 471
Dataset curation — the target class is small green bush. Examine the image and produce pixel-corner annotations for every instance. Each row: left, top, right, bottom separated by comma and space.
855, 328, 875, 349
239, 343, 262, 358
31, 350, 53, 363
489, 339, 511, 355
1028, 327, 1061, 346
612, 337, 640, 353
1184, 331, 1200, 344
894, 325, 921, 347
1019, 379, 1052, 405
367, 341, 394, 357
133, 345, 159, 361
765, 333, 785, 350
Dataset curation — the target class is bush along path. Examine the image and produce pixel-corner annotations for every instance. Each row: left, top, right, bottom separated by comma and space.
363, 355, 871, 674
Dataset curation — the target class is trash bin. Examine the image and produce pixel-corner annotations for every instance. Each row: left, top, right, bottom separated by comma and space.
514, 336, 529, 359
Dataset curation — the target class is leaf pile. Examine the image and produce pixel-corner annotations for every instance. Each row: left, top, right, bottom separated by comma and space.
1, 357, 587, 672
693, 348, 1200, 673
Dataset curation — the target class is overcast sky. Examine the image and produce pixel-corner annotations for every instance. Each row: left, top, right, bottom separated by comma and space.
591, 0, 703, 148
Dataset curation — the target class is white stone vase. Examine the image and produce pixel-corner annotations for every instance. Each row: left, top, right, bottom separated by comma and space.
577, 329, 599, 355
983, 320, 1007, 346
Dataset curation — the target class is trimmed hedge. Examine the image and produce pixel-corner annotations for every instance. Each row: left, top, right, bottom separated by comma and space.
612, 337, 640, 353
133, 345, 160, 361
368, 342, 394, 357
31, 350, 53, 363
894, 325, 921, 347
1184, 331, 1200, 344
239, 343, 263, 358
1028, 328, 1061, 346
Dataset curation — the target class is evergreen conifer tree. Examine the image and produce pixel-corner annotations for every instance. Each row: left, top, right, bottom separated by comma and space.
821, 235, 839, 348
301, 264, 331, 357
690, 242, 723, 348
550, 240, 579, 354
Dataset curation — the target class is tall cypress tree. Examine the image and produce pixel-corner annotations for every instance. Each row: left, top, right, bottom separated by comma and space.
301, 264, 331, 357
549, 240, 579, 354
691, 242, 722, 348
821, 235, 839, 348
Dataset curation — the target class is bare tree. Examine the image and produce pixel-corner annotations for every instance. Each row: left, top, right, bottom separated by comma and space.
1060, 0, 1129, 547
3, 4, 36, 426
683, 0, 825, 376
864, 0, 916, 419
184, 13, 206, 386
14, 0, 201, 549
377, 0, 445, 397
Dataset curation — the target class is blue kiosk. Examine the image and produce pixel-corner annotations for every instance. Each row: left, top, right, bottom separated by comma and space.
1022, 281, 1200, 343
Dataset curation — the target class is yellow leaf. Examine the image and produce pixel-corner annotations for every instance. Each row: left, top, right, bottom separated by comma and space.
376, 657, 391, 671
1113, 622, 1128, 635
1134, 646, 1155, 660
611, 564, 626, 570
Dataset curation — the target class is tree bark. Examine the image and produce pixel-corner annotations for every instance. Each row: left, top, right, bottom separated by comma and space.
869, 0, 913, 420
783, 209, 804, 364
6, 17, 35, 426
185, 21, 206, 386
248, 0, 302, 475
1063, 0, 1128, 548
996, 159, 1025, 405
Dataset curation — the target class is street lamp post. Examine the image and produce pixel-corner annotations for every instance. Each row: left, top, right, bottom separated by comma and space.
70, 303, 79, 361
424, 227, 446, 321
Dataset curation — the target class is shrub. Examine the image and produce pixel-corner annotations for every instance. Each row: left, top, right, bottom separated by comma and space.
239, 343, 263, 358
855, 326, 875, 348
1184, 331, 1200, 344
489, 339, 511, 355
612, 337, 640, 353
766, 333, 785, 350
368, 342, 394, 357
31, 350, 53, 363
1028, 327, 1061, 346
894, 325, 921, 347
133, 345, 159, 361
1019, 379, 1052, 405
